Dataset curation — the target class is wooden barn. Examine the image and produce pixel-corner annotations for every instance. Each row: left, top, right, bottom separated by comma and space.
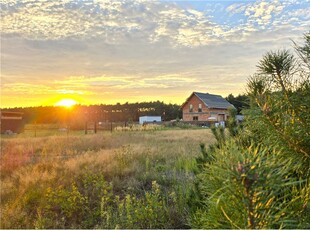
181, 92, 234, 122
0, 111, 24, 134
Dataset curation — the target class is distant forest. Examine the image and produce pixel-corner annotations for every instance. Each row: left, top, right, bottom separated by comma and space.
1, 95, 248, 125
2, 101, 182, 125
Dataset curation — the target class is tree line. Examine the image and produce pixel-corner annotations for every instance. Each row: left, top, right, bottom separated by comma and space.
1, 101, 182, 125
2, 95, 250, 126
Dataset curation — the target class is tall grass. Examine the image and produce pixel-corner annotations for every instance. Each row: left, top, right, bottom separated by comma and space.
0, 129, 214, 228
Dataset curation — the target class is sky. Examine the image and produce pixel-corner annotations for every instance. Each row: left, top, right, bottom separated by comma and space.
1, 0, 309, 108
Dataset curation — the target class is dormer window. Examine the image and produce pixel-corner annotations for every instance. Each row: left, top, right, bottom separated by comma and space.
189, 104, 193, 112
198, 104, 202, 112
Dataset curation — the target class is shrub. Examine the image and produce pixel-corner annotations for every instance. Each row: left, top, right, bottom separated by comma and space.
100, 181, 173, 229
35, 173, 111, 228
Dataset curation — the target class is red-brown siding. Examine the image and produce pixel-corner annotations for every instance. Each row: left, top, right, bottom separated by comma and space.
0, 111, 24, 133
182, 94, 229, 122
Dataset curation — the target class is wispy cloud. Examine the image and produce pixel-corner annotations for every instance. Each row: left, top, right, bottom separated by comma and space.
2, 83, 52, 95
53, 74, 198, 90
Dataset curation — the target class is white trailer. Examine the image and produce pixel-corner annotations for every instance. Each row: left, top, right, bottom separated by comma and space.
139, 116, 161, 125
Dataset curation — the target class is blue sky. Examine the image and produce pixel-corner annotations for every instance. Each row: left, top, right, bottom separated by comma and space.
1, 0, 309, 107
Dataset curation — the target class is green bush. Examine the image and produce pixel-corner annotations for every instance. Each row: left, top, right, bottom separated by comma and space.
34, 173, 110, 228
100, 181, 172, 229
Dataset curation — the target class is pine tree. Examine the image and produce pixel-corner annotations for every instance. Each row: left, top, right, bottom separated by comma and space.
190, 31, 310, 229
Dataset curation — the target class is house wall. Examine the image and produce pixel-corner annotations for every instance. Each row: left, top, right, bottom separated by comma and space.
182, 95, 229, 122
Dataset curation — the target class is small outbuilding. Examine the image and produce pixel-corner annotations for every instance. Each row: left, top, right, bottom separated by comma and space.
139, 116, 161, 125
0, 111, 24, 134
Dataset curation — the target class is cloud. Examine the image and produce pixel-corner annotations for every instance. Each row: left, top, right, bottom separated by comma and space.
244, 0, 285, 25
226, 3, 247, 14
1, 83, 53, 95
53, 73, 199, 91
0, 0, 240, 47
55, 89, 89, 95
1, 0, 310, 107
288, 8, 310, 20
2, 0, 309, 48
2, 0, 141, 41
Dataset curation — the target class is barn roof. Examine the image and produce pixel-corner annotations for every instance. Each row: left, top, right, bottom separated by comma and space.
181, 92, 235, 109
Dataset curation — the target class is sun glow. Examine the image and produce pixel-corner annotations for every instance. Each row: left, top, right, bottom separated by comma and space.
55, 99, 77, 107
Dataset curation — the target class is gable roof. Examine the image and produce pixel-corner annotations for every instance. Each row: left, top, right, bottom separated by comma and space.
181, 92, 235, 109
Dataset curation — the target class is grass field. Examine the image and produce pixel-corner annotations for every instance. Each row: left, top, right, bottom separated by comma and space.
0, 128, 215, 228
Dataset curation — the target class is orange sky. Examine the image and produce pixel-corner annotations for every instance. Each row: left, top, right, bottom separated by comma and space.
1, 0, 309, 108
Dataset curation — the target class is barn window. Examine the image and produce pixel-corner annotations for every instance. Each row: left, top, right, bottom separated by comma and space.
189, 104, 193, 112
193, 116, 198, 121
198, 104, 202, 112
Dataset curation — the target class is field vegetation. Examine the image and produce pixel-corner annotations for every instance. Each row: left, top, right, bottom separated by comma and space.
1, 128, 214, 228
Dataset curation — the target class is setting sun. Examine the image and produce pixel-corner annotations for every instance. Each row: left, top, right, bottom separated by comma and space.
55, 99, 77, 107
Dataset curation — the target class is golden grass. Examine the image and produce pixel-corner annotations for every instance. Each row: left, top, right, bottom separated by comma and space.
1, 129, 213, 175
0, 128, 215, 228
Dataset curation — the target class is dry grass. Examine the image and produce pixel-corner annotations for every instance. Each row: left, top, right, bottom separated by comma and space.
1, 129, 214, 177
0, 128, 215, 228
114, 123, 163, 131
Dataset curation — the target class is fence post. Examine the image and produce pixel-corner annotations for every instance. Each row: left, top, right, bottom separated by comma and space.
34, 121, 37, 137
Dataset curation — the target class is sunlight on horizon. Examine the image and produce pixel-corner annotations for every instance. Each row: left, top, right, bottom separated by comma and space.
55, 99, 77, 108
